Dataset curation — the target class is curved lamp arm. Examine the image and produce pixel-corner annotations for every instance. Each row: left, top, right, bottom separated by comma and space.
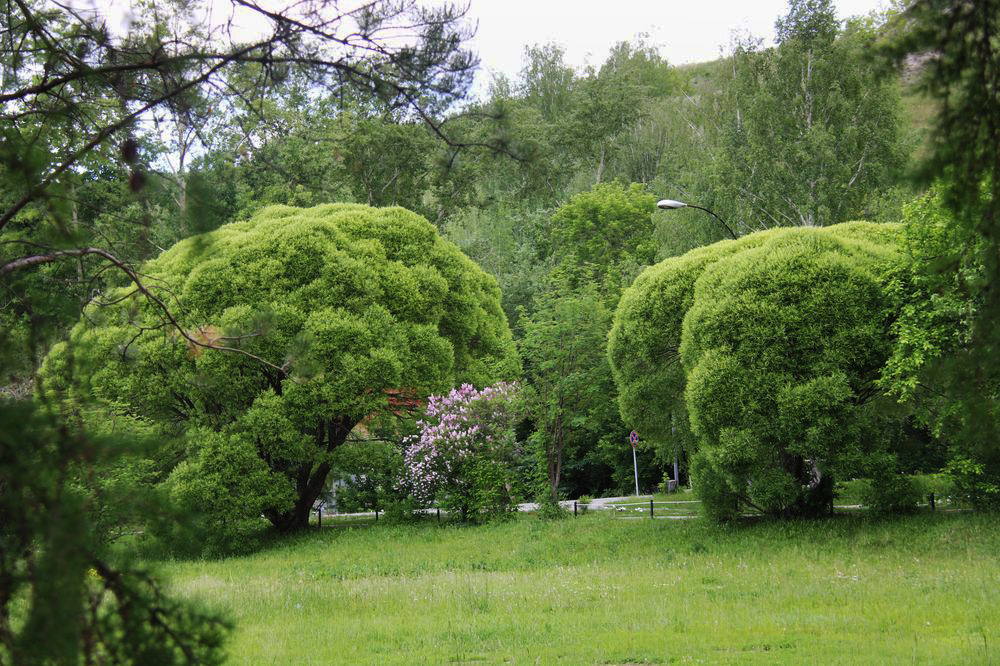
657, 199, 738, 240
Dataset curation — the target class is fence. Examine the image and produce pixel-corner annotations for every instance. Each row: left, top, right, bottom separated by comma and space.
573, 499, 701, 519
312, 492, 952, 527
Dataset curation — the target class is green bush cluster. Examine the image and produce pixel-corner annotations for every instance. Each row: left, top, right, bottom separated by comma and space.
326, 440, 405, 513
610, 222, 913, 519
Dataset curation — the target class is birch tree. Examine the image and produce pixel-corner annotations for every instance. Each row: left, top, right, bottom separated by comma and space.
715, 0, 906, 231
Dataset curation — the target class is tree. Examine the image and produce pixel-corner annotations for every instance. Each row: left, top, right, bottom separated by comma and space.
401, 382, 523, 521
1, 0, 497, 339
609, 222, 907, 519
711, 0, 906, 231
566, 38, 682, 185
879, 0, 1000, 507
518, 43, 578, 123
0, 0, 482, 222
599, 38, 681, 100
0, 401, 231, 664
0, 0, 494, 659
1, 0, 491, 380
42, 204, 520, 534
879, 188, 1000, 508
547, 182, 658, 295
518, 276, 615, 502
514, 183, 660, 497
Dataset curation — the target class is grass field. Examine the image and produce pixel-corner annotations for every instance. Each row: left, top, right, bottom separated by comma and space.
162, 512, 1000, 664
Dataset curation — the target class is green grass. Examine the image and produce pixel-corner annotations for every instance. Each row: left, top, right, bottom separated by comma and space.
163, 513, 1000, 664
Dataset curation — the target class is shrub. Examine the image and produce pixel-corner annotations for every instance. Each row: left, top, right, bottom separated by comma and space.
611, 222, 905, 520
690, 452, 741, 522
860, 454, 921, 515
401, 382, 524, 522
946, 456, 1000, 510
327, 440, 405, 513
536, 497, 568, 520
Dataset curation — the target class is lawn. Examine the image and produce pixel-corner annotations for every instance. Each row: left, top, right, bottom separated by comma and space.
164, 513, 1000, 664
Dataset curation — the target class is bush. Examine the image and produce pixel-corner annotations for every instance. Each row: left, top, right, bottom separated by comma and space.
153, 429, 293, 557
946, 456, 1000, 510
912, 473, 954, 501
327, 440, 404, 513
691, 452, 741, 523
536, 497, 568, 520
611, 222, 905, 520
401, 382, 524, 522
860, 455, 921, 515
380, 496, 421, 524
659, 472, 678, 494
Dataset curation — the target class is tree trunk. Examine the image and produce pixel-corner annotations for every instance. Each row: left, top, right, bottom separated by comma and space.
778, 450, 831, 518
266, 415, 356, 532
547, 416, 564, 503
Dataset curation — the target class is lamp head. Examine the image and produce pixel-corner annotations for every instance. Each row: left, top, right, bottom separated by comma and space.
657, 199, 688, 210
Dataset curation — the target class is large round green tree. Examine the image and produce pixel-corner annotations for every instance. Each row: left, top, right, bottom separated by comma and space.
609, 222, 903, 519
44, 204, 519, 533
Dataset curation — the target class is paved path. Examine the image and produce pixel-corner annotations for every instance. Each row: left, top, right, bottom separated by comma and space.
319, 495, 672, 520
515, 495, 650, 512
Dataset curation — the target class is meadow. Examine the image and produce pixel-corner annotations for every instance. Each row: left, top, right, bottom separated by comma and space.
164, 512, 1000, 664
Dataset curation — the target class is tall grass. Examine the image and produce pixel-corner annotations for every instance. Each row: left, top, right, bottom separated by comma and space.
164, 513, 1000, 664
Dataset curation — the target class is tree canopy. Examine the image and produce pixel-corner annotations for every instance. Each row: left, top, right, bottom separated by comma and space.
43, 203, 519, 534
609, 222, 906, 518
700, 0, 906, 232
877, 0, 1000, 507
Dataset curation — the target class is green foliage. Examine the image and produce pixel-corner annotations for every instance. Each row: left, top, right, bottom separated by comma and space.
708, 0, 907, 230
548, 183, 657, 291
879, 189, 977, 404
859, 453, 921, 515
327, 439, 405, 513
519, 276, 618, 501
689, 452, 741, 522
599, 39, 683, 99
443, 204, 552, 329
0, 400, 230, 664
535, 496, 569, 520
879, 187, 1000, 508
159, 429, 293, 556
879, 1, 1000, 511
519, 183, 662, 497
610, 222, 906, 519
946, 456, 1000, 511
44, 204, 519, 539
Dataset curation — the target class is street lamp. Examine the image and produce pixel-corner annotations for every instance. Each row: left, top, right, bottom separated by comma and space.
657, 199, 737, 240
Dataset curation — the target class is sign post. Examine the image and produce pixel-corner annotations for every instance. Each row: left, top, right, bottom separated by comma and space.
629, 430, 640, 496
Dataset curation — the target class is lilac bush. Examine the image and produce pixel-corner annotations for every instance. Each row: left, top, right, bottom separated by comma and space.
402, 382, 522, 520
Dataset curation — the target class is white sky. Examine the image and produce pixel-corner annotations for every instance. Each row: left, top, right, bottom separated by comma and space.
466, 0, 890, 85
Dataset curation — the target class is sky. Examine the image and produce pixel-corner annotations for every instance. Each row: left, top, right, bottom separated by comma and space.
465, 0, 890, 89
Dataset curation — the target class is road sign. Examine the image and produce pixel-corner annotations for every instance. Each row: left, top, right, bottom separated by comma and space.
629, 431, 639, 495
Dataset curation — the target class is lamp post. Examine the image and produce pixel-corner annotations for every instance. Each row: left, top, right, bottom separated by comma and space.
657, 199, 737, 240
